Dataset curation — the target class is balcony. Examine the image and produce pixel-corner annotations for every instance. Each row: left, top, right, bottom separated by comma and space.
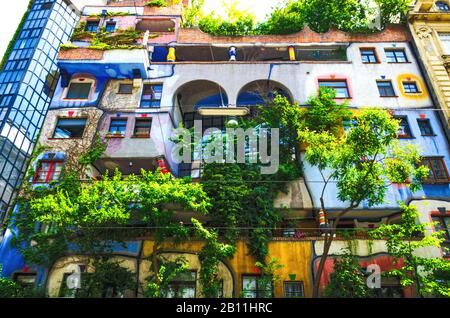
58, 48, 150, 80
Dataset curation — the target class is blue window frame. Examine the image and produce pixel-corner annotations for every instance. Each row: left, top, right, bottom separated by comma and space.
402, 81, 419, 94
85, 21, 99, 33
141, 84, 163, 108
105, 21, 116, 33
109, 118, 127, 136
385, 49, 408, 63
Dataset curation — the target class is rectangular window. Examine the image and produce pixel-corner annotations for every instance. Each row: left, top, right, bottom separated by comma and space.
417, 119, 434, 136
13, 273, 37, 288
33, 160, 64, 183
41, 2, 53, 10
439, 33, 450, 54
162, 271, 196, 298
432, 215, 450, 257
377, 81, 396, 97
385, 49, 408, 63
374, 277, 404, 298
66, 83, 91, 99
242, 275, 273, 298
394, 116, 412, 138
402, 81, 419, 94
318, 80, 350, 98
133, 118, 152, 137
141, 84, 163, 108
53, 118, 87, 138
118, 83, 133, 94
283, 281, 304, 298
109, 118, 127, 136
85, 21, 99, 33
360, 48, 378, 63
105, 22, 116, 33
420, 157, 450, 184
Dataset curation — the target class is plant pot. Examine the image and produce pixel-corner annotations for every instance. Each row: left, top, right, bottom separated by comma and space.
289, 274, 296, 281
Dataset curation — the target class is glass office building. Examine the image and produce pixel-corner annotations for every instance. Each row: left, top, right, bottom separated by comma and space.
0, 0, 79, 222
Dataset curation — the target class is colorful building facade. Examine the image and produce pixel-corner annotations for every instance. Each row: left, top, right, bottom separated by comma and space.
0, 0, 449, 298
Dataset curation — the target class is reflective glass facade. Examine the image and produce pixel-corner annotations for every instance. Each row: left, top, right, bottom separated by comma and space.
0, 0, 79, 222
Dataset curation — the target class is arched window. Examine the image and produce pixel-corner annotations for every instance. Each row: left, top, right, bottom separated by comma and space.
64, 76, 96, 100
436, 1, 450, 12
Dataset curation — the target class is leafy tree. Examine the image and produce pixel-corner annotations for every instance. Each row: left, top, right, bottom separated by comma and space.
323, 247, 374, 298
375, 0, 412, 26
182, 0, 205, 28
370, 203, 450, 298
300, 107, 429, 297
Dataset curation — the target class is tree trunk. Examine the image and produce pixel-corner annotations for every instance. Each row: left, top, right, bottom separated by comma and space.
152, 243, 160, 285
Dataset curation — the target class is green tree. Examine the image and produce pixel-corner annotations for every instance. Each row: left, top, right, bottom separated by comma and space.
145, 256, 189, 298
370, 203, 450, 297
323, 247, 374, 298
300, 108, 429, 297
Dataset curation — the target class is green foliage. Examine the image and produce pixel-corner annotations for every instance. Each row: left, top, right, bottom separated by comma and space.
198, 1, 257, 36
323, 247, 374, 298
73, 258, 136, 298
303, 87, 352, 135
192, 219, 236, 297
185, 0, 412, 36
145, 0, 167, 7
182, 0, 205, 28
0, 0, 33, 71
0, 277, 45, 298
78, 134, 108, 166
145, 256, 189, 298
370, 203, 450, 297
375, 0, 412, 25
300, 108, 427, 208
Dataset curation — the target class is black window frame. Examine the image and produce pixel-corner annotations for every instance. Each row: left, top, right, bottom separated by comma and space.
394, 116, 413, 138
13, 272, 37, 289
118, 83, 133, 94
385, 49, 408, 63
133, 118, 152, 137
161, 271, 197, 298
242, 274, 273, 298
417, 118, 434, 136
318, 80, 350, 99
283, 281, 304, 298
66, 82, 92, 100
52, 117, 87, 139
360, 48, 378, 63
402, 81, 420, 94
377, 80, 396, 97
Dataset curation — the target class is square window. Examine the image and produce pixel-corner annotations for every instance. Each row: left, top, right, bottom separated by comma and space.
360, 48, 378, 63
318, 80, 350, 98
377, 81, 396, 97
105, 21, 116, 33
53, 118, 87, 138
242, 275, 273, 298
133, 118, 152, 137
85, 21, 99, 33
33, 160, 64, 183
118, 83, 133, 94
419, 157, 450, 184
417, 119, 434, 136
385, 49, 408, 63
161, 271, 196, 298
109, 118, 127, 136
41, 2, 53, 10
141, 84, 163, 108
402, 81, 419, 94
66, 82, 92, 99
283, 281, 304, 298
394, 116, 412, 138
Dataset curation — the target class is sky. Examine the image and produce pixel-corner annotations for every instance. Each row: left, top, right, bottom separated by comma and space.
0, 0, 284, 60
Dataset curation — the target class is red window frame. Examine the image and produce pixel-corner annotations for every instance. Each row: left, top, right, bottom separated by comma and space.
33, 160, 64, 183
